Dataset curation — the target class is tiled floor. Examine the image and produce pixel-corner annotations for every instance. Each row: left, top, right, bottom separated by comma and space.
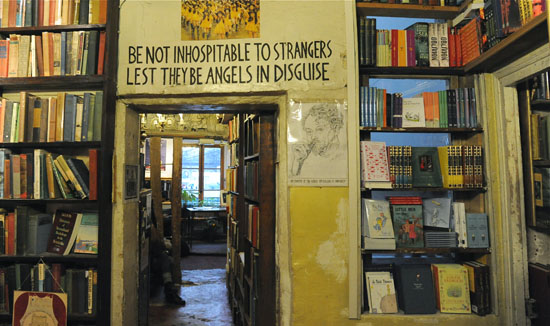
148, 242, 233, 326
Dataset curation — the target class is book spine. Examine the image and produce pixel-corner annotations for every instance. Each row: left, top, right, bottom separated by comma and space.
89, 148, 97, 200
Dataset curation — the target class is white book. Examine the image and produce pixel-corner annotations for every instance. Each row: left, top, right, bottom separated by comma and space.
453, 202, 468, 248
366, 271, 398, 314
428, 23, 439, 67
402, 97, 426, 127
362, 199, 394, 239
438, 23, 450, 67
360, 141, 391, 189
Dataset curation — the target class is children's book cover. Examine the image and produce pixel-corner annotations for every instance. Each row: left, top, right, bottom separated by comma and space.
391, 204, 424, 248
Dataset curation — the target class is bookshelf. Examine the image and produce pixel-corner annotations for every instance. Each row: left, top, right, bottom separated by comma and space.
353, 0, 497, 319
225, 112, 276, 326
0, 0, 118, 324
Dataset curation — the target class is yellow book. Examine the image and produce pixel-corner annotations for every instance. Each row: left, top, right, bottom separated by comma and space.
42, 32, 51, 76
531, 113, 541, 160
8, 34, 19, 77
90, 0, 100, 24
438, 146, 453, 188
397, 29, 407, 67
55, 154, 86, 198
454, 145, 464, 188
45, 153, 61, 198
433, 264, 471, 314
55, 92, 65, 141
1, 0, 9, 28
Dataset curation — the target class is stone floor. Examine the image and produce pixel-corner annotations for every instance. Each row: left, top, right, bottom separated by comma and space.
148, 242, 233, 326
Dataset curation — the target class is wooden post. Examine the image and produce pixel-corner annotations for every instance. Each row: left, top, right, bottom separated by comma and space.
150, 137, 163, 236
171, 137, 182, 283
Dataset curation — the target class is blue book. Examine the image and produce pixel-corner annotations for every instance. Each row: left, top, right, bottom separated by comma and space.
64, 94, 77, 141
465, 213, 489, 248
27, 213, 53, 254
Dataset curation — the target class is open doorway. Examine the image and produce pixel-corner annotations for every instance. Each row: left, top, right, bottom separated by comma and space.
130, 104, 277, 326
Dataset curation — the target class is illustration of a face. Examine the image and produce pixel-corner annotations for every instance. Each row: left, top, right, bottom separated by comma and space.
303, 114, 333, 156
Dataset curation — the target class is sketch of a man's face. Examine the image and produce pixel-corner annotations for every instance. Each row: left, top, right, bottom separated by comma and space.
302, 104, 344, 157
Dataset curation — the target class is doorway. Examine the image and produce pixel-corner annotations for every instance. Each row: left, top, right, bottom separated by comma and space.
129, 103, 277, 326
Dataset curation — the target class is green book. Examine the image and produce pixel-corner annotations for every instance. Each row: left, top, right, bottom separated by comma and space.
411, 147, 443, 187
93, 91, 103, 141
391, 204, 424, 248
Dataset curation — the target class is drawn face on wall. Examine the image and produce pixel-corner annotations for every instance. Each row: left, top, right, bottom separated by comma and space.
303, 114, 333, 157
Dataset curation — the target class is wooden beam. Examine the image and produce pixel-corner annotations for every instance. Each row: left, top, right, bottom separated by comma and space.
171, 137, 182, 283
150, 137, 163, 236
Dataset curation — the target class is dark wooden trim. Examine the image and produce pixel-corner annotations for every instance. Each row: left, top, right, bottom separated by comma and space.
360, 127, 483, 133
361, 247, 491, 254
118, 90, 286, 100
171, 137, 183, 283
128, 103, 279, 114
359, 66, 465, 77
355, 2, 461, 19
0, 141, 102, 149
0, 199, 97, 205
150, 137, 163, 235
0, 76, 104, 92
0, 254, 98, 264
0, 24, 106, 34
257, 113, 276, 326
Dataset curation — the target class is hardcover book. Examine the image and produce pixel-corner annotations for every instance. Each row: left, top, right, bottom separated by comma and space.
26, 213, 53, 255
395, 264, 437, 314
360, 141, 391, 189
422, 197, 451, 228
46, 210, 82, 255
411, 147, 443, 187
432, 264, 471, 313
365, 271, 398, 314
465, 213, 489, 248
391, 204, 424, 248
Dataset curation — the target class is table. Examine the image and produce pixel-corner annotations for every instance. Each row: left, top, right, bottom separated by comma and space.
184, 207, 227, 249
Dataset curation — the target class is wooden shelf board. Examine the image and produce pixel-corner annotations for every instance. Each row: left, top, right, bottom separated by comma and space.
359, 65, 464, 76
0, 24, 106, 34
0, 141, 102, 149
0, 254, 98, 264
244, 195, 259, 203
0, 75, 105, 91
360, 311, 498, 321
362, 247, 491, 254
0, 199, 96, 204
531, 99, 550, 109
356, 2, 460, 19
244, 153, 260, 161
361, 187, 486, 192
464, 14, 548, 73
533, 160, 550, 167
0, 313, 96, 323
360, 127, 483, 133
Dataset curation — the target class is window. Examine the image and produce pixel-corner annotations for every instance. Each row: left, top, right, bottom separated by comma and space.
182, 144, 223, 207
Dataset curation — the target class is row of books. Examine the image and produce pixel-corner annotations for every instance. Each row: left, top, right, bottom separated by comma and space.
243, 114, 260, 157
225, 167, 237, 193
0, 208, 98, 256
361, 197, 489, 249
0, 91, 103, 143
0, 149, 97, 199
0, 0, 107, 28
360, 87, 478, 128
359, 20, 466, 67
2, 30, 106, 77
244, 160, 258, 200
455, 0, 545, 66
360, 142, 484, 189
364, 263, 490, 316
0, 264, 98, 315
228, 114, 240, 143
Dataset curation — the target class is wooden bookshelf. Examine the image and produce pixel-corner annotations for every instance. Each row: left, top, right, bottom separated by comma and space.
361, 248, 491, 254
464, 13, 549, 73
359, 65, 465, 76
0, 76, 105, 91
360, 127, 483, 133
0, 24, 106, 34
0, 141, 102, 149
355, 2, 461, 19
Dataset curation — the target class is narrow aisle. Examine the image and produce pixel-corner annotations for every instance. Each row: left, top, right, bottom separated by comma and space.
149, 253, 233, 326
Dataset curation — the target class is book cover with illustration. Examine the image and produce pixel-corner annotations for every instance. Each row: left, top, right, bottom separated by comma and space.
365, 271, 398, 314
432, 264, 471, 313
422, 197, 451, 228
12, 290, 68, 326
391, 204, 424, 248
402, 97, 425, 127
362, 199, 394, 239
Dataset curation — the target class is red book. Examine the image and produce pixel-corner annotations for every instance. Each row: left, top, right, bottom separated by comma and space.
35, 35, 44, 77
88, 149, 98, 200
391, 29, 399, 67
20, 154, 27, 199
97, 31, 106, 75
406, 29, 415, 67
6, 212, 14, 255
46, 210, 80, 255
448, 28, 456, 67
52, 264, 62, 291
251, 206, 259, 248
8, 0, 17, 27
48, 32, 54, 75
38, 0, 45, 26
4, 159, 10, 198
455, 28, 463, 66
49, 0, 57, 25
99, 0, 108, 24
0, 40, 8, 77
